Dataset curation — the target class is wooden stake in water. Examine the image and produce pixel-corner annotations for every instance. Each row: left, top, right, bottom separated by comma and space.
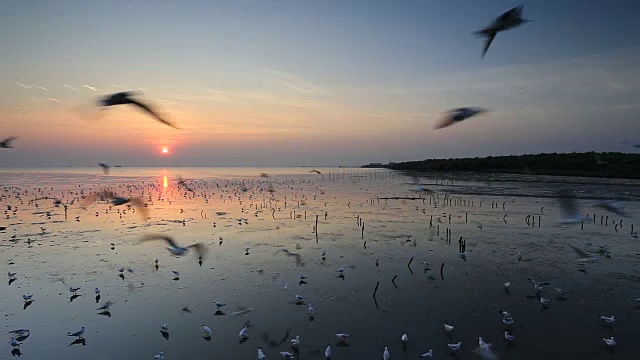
315, 215, 319, 243
361, 222, 365, 239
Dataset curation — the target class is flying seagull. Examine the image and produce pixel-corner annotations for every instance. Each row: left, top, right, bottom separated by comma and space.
596, 200, 628, 217
96, 91, 178, 129
81, 191, 149, 220
98, 163, 111, 175
1, 137, 17, 148
554, 189, 589, 224
139, 234, 207, 259
474, 5, 531, 58
435, 107, 488, 129
309, 170, 322, 174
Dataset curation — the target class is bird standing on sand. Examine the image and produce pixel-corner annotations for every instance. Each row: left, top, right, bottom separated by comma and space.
96, 91, 178, 129
474, 5, 531, 58
0, 136, 17, 148
435, 107, 488, 129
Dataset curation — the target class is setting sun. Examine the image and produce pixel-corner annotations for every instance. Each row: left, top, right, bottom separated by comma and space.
161, 147, 169, 154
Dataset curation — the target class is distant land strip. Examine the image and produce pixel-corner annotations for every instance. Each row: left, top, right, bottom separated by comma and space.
361, 152, 640, 179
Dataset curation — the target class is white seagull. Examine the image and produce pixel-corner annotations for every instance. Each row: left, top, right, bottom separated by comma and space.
67, 326, 86, 338
603, 337, 616, 347
324, 344, 332, 359
504, 332, 516, 342
447, 342, 462, 352
202, 325, 212, 338
140, 234, 207, 259
383, 346, 390, 360
290, 335, 300, 347
258, 347, 266, 359
600, 315, 615, 324
474, 5, 531, 58
420, 349, 433, 359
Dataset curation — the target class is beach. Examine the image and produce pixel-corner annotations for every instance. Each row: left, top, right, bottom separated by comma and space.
1, 167, 639, 359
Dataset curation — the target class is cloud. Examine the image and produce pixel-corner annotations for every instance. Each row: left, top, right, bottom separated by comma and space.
82, 85, 97, 91
261, 69, 326, 94
16, 82, 48, 92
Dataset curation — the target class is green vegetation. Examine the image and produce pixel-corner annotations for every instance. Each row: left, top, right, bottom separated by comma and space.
363, 152, 640, 179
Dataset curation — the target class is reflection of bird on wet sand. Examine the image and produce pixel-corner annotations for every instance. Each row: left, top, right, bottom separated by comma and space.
96, 91, 179, 129
81, 191, 149, 220
98, 162, 111, 175
139, 234, 207, 260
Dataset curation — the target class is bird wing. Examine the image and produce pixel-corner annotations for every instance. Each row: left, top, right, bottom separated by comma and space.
187, 243, 208, 259
79, 194, 99, 209
140, 234, 179, 248
128, 98, 179, 129
128, 197, 149, 220
481, 32, 497, 58
569, 245, 589, 259
3, 136, 17, 145
555, 189, 579, 217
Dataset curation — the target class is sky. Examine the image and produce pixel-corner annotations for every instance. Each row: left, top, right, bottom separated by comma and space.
0, 0, 639, 167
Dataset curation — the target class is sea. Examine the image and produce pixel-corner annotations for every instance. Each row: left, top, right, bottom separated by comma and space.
0, 167, 639, 359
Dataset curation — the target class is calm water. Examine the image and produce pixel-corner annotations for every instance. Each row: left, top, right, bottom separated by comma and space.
1, 167, 639, 360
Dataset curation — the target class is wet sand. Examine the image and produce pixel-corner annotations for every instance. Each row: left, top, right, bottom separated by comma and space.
1, 168, 639, 359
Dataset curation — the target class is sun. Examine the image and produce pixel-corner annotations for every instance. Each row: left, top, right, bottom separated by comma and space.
161, 147, 169, 154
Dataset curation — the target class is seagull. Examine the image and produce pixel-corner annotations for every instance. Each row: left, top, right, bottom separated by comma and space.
290, 335, 300, 347
383, 346, 390, 360
295, 295, 306, 304
94, 288, 100, 295
603, 337, 616, 347
420, 349, 433, 358
139, 234, 207, 259
10, 337, 20, 348
336, 333, 350, 344
67, 326, 86, 338
69, 287, 81, 295
96, 301, 113, 311
474, 5, 530, 58
214, 301, 226, 309
435, 107, 488, 129
447, 342, 462, 352
82, 191, 149, 219
444, 324, 454, 332
281, 351, 295, 359
8, 329, 30, 337
504, 281, 511, 291
8, 272, 17, 279
22, 294, 33, 302
555, 189, 589, 224
325, 344, 332, 359
308, 304, 315, 317
600, 315, 615, 324
504, 332, 516, 342
202, 325, 212, 338
0, 136, 17, 149
540, 297, 551, 307
478, 337, 492, 351
555, 288, 568, 298
239, 326, 248, 339
154, 352, 164, 360
98, 162, 111, 175
336, 267, 345, 274
160, 323, 169, 332
172, 271, 180, 280
596, 200, 628, 217
401, 333, 408, 344
527, 277, 550, 293
258, 347, 266, 359
96, 91, 178, 129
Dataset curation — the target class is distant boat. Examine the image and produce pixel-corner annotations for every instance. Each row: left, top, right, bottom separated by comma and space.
114, 165, 122, 168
